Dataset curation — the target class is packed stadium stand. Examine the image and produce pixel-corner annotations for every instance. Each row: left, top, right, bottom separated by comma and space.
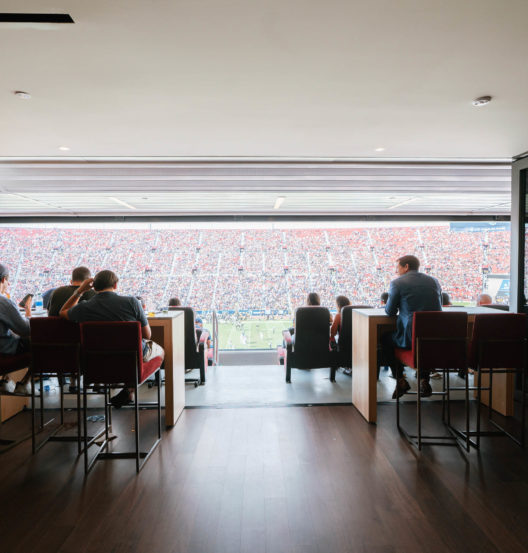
1, 224, 510, 313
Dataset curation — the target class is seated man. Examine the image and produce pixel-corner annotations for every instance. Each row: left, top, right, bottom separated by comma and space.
47, 266, 96, 316
0, 263, 32, 394
48, 266, 97, 391
441, 292, 452, 306
381, 255, 442, 399
476, 293, 492, 306
168, 297, 182, 308
59, 270, 164, 407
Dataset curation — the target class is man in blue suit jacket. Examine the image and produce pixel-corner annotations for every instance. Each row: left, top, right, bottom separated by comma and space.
381, 255, 442, 398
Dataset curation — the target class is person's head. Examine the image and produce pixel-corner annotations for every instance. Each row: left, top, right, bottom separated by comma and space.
195, 316, 203, 329
93, 270, 119, 292
71, 266, 91, 285
335, 295, 350, 312
396, 255, 420, 276
306, 292, 320, 306
477, 293, 492, 306
380, 292, 389, 305
0, 263, 9, 294
168, 297, 181, 307
441, 292, 452, 306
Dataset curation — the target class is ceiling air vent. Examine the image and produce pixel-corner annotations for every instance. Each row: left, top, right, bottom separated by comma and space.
0, 13, 74, 23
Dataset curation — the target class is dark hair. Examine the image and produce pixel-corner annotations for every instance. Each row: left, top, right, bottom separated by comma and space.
0, 263, 9, 280
397, 255, 420, 271
93, 270, 119, 291
380, 292, 389, 304
306, 292, 320, 306
336, 295, 350, 311
72, 266, 91, 282
441, 292, 451, 306
168, 297, 181, 307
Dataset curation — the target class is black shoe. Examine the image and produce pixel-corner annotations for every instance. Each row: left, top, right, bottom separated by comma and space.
419, 380, 433, 398
392, 378, 411, 399
110, 388, 133, 409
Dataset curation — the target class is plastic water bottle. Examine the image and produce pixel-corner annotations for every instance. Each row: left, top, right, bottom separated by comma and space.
35, 292, 43, 312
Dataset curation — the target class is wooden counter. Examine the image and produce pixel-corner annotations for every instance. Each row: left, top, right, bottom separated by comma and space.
351, 307, 514, 424
148, 312, 185, 427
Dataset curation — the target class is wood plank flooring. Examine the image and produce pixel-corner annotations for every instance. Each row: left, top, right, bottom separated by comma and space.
0, 403, 527, 553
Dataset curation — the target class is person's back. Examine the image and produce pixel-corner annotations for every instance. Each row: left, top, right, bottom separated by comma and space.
48, 266, 95, 316
385, 269, 442, 348
68, 291, 143, 322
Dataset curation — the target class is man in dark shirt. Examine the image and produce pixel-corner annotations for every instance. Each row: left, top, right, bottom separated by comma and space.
47, 266, 96, 316
381, 255, 442, 399
60, 270, 164, 407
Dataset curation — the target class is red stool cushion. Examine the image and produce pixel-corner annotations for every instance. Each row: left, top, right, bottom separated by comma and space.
140, 356, 163, 384
394, 348, 414, 368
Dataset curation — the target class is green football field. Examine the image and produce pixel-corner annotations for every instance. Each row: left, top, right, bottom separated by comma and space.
216, 320, 291, 350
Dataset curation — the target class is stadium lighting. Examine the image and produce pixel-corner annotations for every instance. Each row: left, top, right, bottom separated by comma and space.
274, 196, 286, 209
58, 146, 70, 151
109, 197, 137, 210
388, 197, 418, 210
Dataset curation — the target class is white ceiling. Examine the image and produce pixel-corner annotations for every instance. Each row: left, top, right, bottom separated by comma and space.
0, 160, 511, 216
0, 0, 527, 158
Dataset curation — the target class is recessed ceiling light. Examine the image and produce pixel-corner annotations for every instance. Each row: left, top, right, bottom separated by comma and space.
58, 146, 70, 151
14, 90, 31, 99
274, 196, 286, 210
375, 147, 385, 152
472, 95, 492, 107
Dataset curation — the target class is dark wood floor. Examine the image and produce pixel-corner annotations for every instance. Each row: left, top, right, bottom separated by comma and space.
1, 402, 527, 553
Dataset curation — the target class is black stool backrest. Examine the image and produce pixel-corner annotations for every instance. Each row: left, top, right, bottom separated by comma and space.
166, 307, 199, 366
294, 307, 331, 361
469, 313, 526, 369
30, 316, 81, 375
338, 305, 372, 353
412, 311, 468, 370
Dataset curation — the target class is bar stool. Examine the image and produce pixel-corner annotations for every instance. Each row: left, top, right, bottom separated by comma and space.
80, 321, 164, 474
466, 313, 526, 448
29, 317, 106, 454
395, 311, 469, 450
0, 352, 32, 449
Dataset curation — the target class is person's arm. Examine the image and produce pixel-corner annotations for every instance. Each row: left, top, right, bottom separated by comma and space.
385, 281, 400, 316
142, 324, 152, 340
60, 278, 94, 320
330, 313, 340, 340
5, 297, 31, 336
135, 297, 151, 339
436, 279, 443, 309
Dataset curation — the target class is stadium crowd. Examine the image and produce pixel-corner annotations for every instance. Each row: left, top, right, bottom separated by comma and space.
1, 225, 509, 314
